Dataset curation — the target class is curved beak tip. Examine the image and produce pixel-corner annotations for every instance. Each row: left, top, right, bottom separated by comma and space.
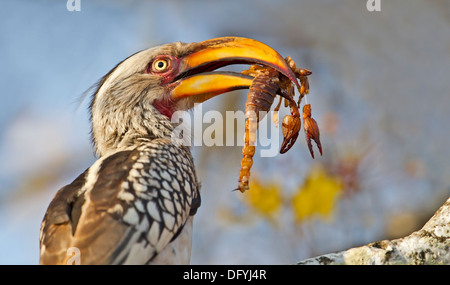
171, 37, 300, 101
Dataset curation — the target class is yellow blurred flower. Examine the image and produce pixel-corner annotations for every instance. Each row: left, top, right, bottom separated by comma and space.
245, 177, 282, 218
292, 166, 342, 222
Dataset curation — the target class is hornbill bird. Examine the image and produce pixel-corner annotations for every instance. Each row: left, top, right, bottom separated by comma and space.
39, 37, 298, 264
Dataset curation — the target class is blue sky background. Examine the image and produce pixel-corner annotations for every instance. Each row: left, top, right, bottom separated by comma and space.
1, 0, 449, 264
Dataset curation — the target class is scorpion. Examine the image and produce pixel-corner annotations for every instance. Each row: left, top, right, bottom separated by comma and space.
237, 57, 321, 192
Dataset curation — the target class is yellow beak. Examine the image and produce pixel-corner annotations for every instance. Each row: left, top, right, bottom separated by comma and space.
170, 37, 298, 102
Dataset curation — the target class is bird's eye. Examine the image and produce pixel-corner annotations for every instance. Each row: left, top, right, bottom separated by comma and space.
152, 59, 169, 72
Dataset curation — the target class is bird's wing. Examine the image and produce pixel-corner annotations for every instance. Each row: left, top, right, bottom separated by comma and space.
39, 167, 89, 265
39, 139, 200, 265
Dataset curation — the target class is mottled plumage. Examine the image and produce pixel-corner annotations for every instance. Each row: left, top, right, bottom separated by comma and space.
40, 138, 200, 264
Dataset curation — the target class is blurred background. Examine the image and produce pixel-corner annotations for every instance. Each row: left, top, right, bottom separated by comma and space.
1, 0, 449, 264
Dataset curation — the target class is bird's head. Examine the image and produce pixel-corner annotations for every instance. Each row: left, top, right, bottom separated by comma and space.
90, 37, 298, 156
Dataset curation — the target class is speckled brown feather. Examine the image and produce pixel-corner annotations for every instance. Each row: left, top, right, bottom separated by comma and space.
40, 138, 200, 264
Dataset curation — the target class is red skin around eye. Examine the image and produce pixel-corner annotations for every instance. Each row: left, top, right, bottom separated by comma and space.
148, 55, 181, 118
147, 55, 181, 84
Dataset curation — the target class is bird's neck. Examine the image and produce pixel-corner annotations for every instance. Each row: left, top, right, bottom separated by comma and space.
92, 105, 175, 157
